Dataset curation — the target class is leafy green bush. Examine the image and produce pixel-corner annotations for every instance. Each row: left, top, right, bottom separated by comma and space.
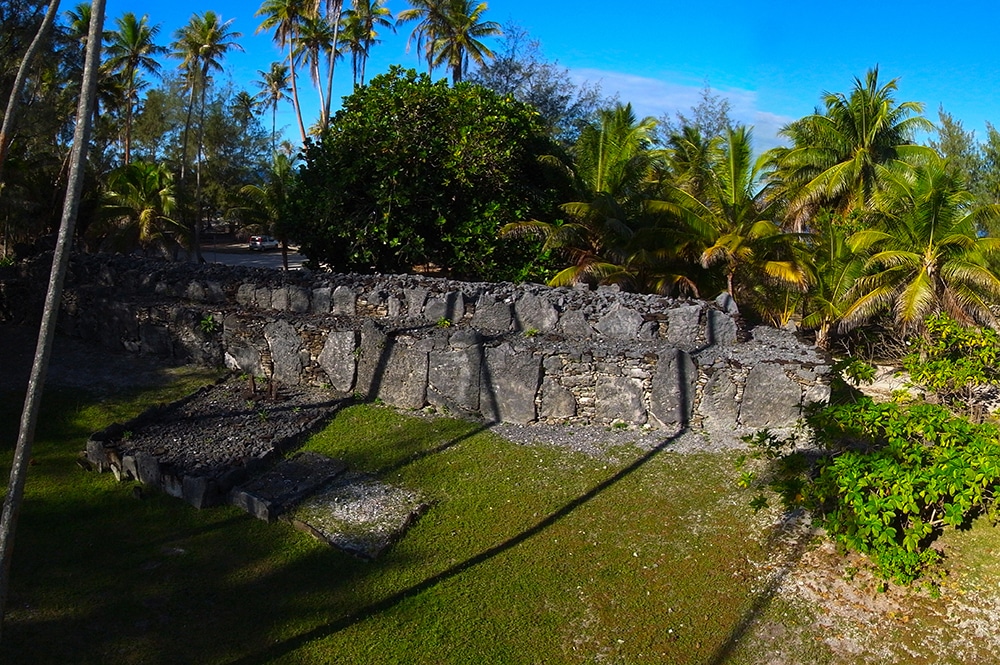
902, 313, 1000, 418
288, 67, 570, 282
743, 315, 1000, 584
746, 399, 1000, 584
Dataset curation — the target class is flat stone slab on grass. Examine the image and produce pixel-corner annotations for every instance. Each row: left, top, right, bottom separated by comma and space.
285, 471, 427, 560
230, 452, 348, 521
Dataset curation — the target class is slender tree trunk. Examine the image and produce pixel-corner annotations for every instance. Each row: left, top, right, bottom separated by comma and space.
288, 44, 307, 144
123, 82, 133, 165
0, 0, 105, 640
0, 0, 61, 187
321, 0, 343, 128
271, 104, 277, 155
193, 71, 208, 263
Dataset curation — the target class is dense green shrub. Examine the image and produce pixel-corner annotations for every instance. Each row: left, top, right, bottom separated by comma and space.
743, 315, 1000, 584
902, 313, 1000, 418
745, 400, 1000, 584
288, 67, 570, 281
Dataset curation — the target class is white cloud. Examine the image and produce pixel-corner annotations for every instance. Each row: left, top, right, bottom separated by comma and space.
568, 68, 795, 151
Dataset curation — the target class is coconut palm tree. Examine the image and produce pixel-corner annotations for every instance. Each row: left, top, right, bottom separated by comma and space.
256, 0, 309, 143
430, 0, 500, 84
0, 0, 61, 186
316, 0, 345, 128
0, 0, 106, 636
841, 156, 1000, 333
294, 14, 337, 118
105, 12, 168, 164
672, 125, 809, 304
503, 103, 660, 287
89, 161, 183, 252
254, 62, 291, 155
397, 0, 447, 76
341, 0, 394, 86
172, 11, 242, 261
770, 67, 935, 226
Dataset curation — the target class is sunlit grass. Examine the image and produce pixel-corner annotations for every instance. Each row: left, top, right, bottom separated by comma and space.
2, 376, 996, 663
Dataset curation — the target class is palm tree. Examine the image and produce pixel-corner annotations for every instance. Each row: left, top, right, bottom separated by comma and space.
105, 12, 168, 164
0, 0, 61, 186
234, 153, 297, 269
254, 62, 291, 155
770, 67, 935, 226
256, 0, 309, 143
0, 0, 106, 636
340, 0, 394, 86
841, 156, 1000, 333
294, 14, 337, 118
397, 0, 447, 76
172, 11, 242, 261
503, 103, 659, 287
800, 216, 866, 348
430, 0, 500, 84
89, 161, 183, 253
317, 0, 345, 128
672, 125, 809, 303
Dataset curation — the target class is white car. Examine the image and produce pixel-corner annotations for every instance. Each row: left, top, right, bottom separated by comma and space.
249, 235, 279, 251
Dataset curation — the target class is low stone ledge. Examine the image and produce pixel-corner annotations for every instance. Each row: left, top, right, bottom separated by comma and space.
284, 470, 428, 560
231, 452, 348, 521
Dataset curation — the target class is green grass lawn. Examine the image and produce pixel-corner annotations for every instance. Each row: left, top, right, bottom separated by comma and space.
1, 373, 998, 664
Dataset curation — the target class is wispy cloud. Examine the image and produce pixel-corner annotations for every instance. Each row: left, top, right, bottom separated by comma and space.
568, 68, 795, 151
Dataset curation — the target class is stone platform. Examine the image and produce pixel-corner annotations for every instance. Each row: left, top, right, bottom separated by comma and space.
83, 377, 426, 558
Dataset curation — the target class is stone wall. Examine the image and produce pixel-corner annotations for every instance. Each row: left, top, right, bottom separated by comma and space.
3, 253, 831, 433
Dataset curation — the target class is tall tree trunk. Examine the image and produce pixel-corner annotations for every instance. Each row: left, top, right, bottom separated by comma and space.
321, 0, 343, 129
193, 71, 208, 263
0, 0, 62, 187
288, 43, 307, 144
0, 0, 105, 640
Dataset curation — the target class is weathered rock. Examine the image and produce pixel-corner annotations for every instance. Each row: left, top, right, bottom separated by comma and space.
706, 310, 737, 346
472, 295, 513, 332
699, 368, 739, 426
311, 286, 332, 314
666, 305, 702, 351
740, 363, 802, 428
557, 309, 593, 338
317, 330, 359, 392
264, 319, 302, 385
538, 377, 577, 420
428, 335, 482, 414
514, 293, 558, 333
649, 349, 697, 427
332, 285, 356, 316
424, 291, 462, 324
481, 344, 541, 423
288, 286, 310, 313
596, 375, 645, 424
594, 305, 644, 339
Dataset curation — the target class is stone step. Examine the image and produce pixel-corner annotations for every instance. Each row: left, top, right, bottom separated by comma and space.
230, 452, 348, 521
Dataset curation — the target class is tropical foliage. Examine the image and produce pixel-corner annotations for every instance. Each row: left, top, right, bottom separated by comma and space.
288, 67, 565, 280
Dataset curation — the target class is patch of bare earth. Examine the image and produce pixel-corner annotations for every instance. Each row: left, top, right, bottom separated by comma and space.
737, 508, 1000, 664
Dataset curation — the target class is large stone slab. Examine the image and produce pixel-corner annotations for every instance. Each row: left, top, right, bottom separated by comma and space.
317, 330, 359, 392
481, 344, 541, 424
649, 349, 697, 428
264, 319, 302, 385
699, 367, 739, 427
740, 363, 802, 428
231, 452, 348, 521
285, 471, 426, 560
513, 293, 558, 333
427, 331, 483, 414
596, 374, 646, 424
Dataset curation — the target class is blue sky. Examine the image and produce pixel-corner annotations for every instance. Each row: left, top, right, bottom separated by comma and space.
101, 0, 1000, 152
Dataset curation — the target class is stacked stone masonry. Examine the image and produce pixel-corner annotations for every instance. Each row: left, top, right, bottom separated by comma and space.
4, 254, 832, 433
